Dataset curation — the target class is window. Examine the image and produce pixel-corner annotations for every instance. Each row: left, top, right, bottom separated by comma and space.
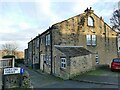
92, 35, 96, 46
37, 38, 39, 47
46, 55, 49, 65
48, 34, 50, 45
40, 37, 43, 44
46, 34, 50, 46
61, 57, 66, 69
45, 55, 51, 66
86, 35, 91, 45
113, 59, 120, 62
95, 54, 99, 64
88, 16, 94, 26
86, 35, 97, 46
119, 47, 120, 50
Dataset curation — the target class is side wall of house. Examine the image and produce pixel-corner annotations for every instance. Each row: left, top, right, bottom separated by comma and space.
28, 41, 33, 67
52, 11, 117, 68
51, 10, 117, 79
40, 31, 52, 74
83, 13, 117, 66
39, 35, 46, 72
24, 49, 28, 66
34, 37, 40, 69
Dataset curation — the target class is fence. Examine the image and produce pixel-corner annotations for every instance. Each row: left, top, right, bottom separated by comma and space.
0, 58, 15, 69
0, 58, 14, 89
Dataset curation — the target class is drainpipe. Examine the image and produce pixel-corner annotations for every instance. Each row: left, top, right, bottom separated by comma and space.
116, 34, 119, 56
50, 29, 53, 75
32, 40, 33, 69
39, 36, 40, 69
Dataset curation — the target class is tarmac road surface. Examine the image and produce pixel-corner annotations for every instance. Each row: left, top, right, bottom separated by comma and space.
22, 65, 119, 88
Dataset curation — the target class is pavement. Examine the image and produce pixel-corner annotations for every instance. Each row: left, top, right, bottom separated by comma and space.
71, 75, 120, 86
35, 68, 120, 86
35, 67, 120, 86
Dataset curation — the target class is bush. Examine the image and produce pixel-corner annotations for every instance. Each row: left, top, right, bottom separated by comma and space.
22, 70, 33, 88
15, 59, 24, 64
2, 55, 15, 58
2, 55, 24, 67
15, 62, 18, 67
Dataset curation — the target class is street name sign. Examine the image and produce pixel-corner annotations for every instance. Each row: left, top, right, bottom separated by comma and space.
4, 67, 21, 75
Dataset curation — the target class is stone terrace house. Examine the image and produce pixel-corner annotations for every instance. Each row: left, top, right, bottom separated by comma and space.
25, 8, 118, 79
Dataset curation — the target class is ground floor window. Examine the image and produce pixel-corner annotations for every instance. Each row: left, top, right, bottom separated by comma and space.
45, 55, 51, 66
95, 54, 99, 64
61, 57, 66, 69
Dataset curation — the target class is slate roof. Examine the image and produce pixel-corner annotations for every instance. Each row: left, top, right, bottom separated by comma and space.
54, 45, 92, 57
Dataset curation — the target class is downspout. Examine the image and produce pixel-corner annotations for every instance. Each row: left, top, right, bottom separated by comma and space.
39, 36, 41, 69
104, 23, 106, 47
50, 29, 53, 75
32, 40, 33, 69
68, 56, 71, 79
116, 34, 119, 57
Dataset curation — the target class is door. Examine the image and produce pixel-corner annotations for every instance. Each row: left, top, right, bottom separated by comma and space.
40, 54, 44, 71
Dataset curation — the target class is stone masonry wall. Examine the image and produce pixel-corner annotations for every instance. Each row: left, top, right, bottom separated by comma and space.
3, 70, 32, 89
70, 54, 93, 78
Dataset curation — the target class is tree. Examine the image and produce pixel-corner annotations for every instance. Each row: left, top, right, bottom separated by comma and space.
1, 42, 18, 55
110, 9, 120, 32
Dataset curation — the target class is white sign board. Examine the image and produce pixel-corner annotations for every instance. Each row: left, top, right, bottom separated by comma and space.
4, 67, 21, 75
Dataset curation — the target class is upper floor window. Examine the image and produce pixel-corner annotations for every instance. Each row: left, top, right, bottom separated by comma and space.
45, 34, 50, 46
86, 35, 91, 45
88, 16, 94, 27
36, 38, 39, 48
40, 38, 43, 44
86, 34, 97, 46
92, 35, 96, 46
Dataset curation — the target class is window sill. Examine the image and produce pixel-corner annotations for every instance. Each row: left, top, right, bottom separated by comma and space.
87, 44, 91, 46
92, 45, 97, 47
87, 45, 97, 47
60, 67, 66, 71
45, 63, 51, 67
87, 25, 95, 28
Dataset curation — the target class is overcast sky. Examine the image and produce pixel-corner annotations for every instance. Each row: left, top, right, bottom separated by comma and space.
0, 0, 119, 51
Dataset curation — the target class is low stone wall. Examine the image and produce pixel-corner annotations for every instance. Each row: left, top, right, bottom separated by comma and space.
70, 54, 93, 78
0, 69, 2, 90
2, 70, 33, 89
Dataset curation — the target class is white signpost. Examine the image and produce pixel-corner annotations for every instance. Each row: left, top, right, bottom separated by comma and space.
4, 67, 21, 75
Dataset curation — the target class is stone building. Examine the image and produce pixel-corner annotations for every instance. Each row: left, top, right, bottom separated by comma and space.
25, 8, 118, 79
24, 49, 28, 65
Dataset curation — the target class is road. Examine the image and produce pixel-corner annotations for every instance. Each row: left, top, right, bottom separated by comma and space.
23, 65, 118, 88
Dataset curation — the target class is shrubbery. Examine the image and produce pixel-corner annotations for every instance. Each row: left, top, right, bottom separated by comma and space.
2, 55, 24, 67
2, 55, 15, 58
15, 59, 24, 64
